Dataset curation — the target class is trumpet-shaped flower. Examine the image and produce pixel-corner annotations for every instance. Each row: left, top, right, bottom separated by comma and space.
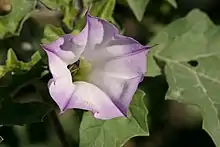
41, 12, 150, 120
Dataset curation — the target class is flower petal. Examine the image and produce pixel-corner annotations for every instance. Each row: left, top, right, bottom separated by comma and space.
41, 23, 88, 65
82, 12, 150, 63
64, 81, 124, 119
43, 11, 149, 120
44, 50, 71, 79
45, 50, 75, 111
82, 14, 119, 61
79, 13, 149, 115
89, 50, 146, 115
48, 77, 75, 112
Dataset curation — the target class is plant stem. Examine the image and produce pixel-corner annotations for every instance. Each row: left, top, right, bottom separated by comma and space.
33, 80, 70, 147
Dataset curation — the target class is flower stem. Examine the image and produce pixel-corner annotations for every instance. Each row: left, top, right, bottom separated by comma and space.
33, 80, 70, 147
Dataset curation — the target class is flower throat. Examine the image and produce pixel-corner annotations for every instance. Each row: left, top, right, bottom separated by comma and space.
68, 58, 92, 82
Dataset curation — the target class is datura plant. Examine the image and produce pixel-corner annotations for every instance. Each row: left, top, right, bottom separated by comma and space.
1, 0, 218, 147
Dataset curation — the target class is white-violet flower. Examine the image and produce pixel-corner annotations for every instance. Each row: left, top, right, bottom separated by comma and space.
41, 12, 150, 120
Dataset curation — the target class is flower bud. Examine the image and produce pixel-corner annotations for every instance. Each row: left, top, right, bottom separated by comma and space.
0, 0, 12, 16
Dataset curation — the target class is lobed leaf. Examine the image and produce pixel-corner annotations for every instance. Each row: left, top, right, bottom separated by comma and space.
147, 9, 220, 146
41, 25, 65, 44
0, 49, 52, 125
0, 0, 37, 39
90, 0, 115, 20
126, 0, 149, 21
79, 89, 149, 147
0, 49, 41, 79
41, 0, 118, 35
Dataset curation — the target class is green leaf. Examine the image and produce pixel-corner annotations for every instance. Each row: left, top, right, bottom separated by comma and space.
0, 49, 52, 125
41, 0, 78, 30
6, 48, 18, 68
41, 25, 65, 44
146, 8, 214, 76
76, 0, 117, 30
90, 0, 115, 20
165, 0, 177, 8
90, 0, 120, 28
0, 49, 41, 79
40, 0, 75, 41
127, 0, 149, 21
79, 89, 149, 147
0, 0, 37, 39
41, 0, 119, 37
41, 0, 71, 9
0, 49, 43, 97
148, 9, 220, 146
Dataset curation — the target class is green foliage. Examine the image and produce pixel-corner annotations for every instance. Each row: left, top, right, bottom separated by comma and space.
41, 0, 72, 9
0, 0, 37, 39
148, 9, 220, 146
0, 49, 52, 125
41, 0, 117, 44
126, 0, 177, 21
41, 25, 65, 44
41, 0, 76, 29
0, 49, 41, 79
90, 0, 115, 20
126, 0, 149, 21
79, 89, 149, 147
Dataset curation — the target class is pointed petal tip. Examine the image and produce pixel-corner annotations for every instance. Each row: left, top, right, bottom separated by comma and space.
40, 44, 51, 53
41, 44, 56, 55
140, 45, 151, 51
121, 111, 129, 118
40, 44, 46, 50
93, 112, 125, 120
92, 103, 129, 120
58, 109, 66, 115
144, 44, 158, 52
143, 45, 151, 54
85, 8, 91, 17
85, 8, 95, 21
145, 45, 152, 50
